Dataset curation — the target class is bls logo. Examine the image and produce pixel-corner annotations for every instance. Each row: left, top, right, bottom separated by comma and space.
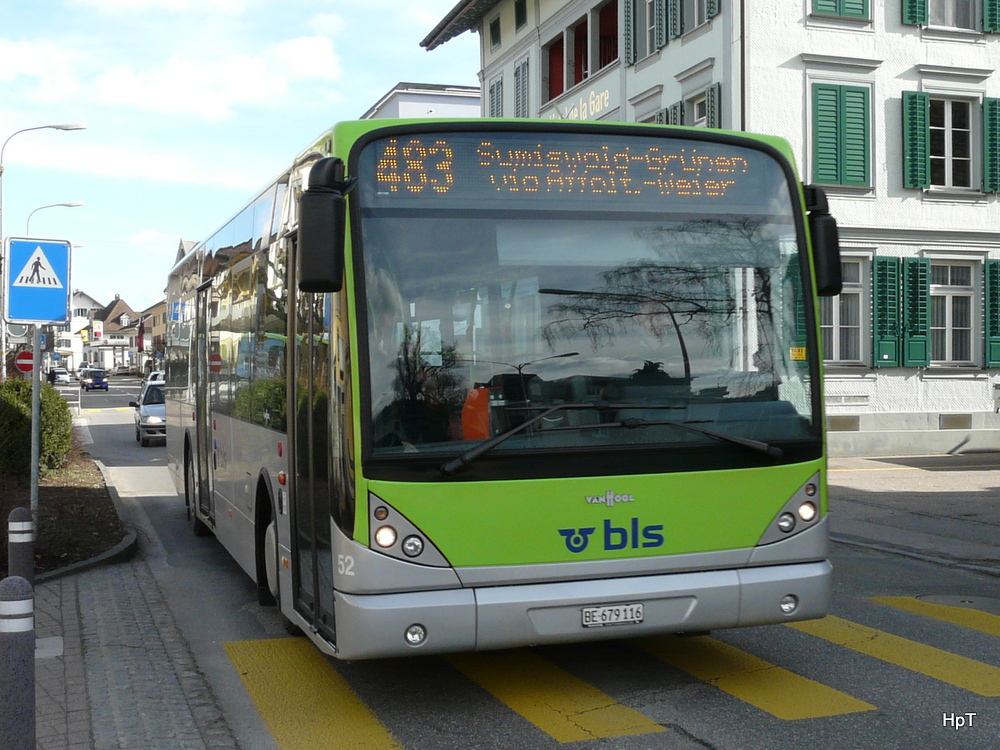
558, 519, 664, 553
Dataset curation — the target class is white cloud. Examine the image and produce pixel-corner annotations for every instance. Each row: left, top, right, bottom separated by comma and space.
14, 140, 260, 190
93, 36, 341, 121
70, 0, 256, 14
0, 40, 85, 102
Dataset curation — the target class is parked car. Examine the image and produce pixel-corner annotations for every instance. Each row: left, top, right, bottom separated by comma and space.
50, 367, 70, 384
143, 370, 165, 384
130, 380, 166, 446
80, 369, 109, 391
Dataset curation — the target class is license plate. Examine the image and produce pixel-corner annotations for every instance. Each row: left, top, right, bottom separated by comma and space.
581, 603, 644, 628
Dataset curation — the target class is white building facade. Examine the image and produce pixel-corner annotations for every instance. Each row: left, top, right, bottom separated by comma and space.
425, 0, 1000, 456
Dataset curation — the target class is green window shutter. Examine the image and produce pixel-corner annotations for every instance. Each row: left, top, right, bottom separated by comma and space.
654, 0, 668, 49
902, 0, 928, 26
813, 0, 841, 13
873, 257, 901, 367
668, 0, 683, 39
668, 100, 684, 125
813, 84, 842, 183
842, 0, 869, 19
842, 86, 870, 185
902, 257, 930, 367
705, 83, 722, 128
986, 260, 1000, 366
985, 0, 1000, 33
624, 0, 636, 65
706, 0, 721, 18
654, 108, 668, 124
902, 91, 931, 189
812, 84, 870, 186
984, 98, 1000, 193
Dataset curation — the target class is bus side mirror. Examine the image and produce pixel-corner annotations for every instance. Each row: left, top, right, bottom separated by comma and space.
804, 184, 842, 297
297, 157, 356, 293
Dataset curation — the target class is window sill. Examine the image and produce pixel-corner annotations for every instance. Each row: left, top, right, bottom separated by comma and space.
814, 184, 875, 199
807, 13, 873, 32
922, 188, 988, 204
921, 25, 985, 43
823, 364, 874, 377
922, 366, 988, 379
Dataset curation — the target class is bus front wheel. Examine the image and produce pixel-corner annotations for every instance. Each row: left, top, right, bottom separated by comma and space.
185, 453, 210, 537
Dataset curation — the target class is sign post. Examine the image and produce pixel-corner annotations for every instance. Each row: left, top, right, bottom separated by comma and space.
4, 237, 72, 523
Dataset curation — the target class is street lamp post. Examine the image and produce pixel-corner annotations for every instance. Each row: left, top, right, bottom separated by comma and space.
0, 123, 87, 379
26, 202, 84, 235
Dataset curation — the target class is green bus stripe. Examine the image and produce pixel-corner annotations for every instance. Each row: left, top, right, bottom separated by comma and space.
640, 634, 875, 719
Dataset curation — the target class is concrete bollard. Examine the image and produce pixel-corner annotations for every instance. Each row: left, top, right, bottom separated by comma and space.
0, 576, 35, 750
8, 507, 34, 586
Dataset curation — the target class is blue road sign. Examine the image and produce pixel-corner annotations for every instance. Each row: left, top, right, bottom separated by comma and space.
4, 237, 72, 324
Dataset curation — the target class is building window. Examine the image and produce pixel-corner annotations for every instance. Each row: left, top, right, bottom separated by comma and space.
687, 93, 708, 127
514, 57, 530, 117
515, 0, 528, 29
930, 0, 977, 28
812, 0, 870, 18
571, 19, 588, 86
489, 17, 501, 49
820, 260, 864, 362
598, 0, 619, 69
683, 0, 709, 29
545, 36, 565, 101
812, 82, 871, 187
930, 98, 974, 188
931, 262, 976, 363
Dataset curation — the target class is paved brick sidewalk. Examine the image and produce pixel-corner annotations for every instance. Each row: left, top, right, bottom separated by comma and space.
34, 559, 239, 749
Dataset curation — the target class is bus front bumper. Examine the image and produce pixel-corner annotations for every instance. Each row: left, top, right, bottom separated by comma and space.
331, 560, 831, 660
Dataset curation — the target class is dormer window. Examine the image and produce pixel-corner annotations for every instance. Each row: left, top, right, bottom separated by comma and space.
120, 314, 131, 326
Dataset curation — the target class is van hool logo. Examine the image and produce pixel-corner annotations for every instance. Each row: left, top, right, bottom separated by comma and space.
587, 491, 635, 507
558, 519, 664, 553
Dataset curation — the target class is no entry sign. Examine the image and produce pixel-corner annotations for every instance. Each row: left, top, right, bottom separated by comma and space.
14, 351, 34, 373
209, 353, 222, 373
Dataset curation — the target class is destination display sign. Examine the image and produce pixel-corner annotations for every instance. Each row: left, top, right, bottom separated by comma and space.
360, 131, 789, 211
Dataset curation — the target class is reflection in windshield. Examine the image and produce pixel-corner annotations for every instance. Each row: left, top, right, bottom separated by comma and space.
361, 212, 812, 459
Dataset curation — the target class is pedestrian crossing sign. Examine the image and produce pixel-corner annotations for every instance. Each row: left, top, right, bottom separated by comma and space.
4, 237, 72, 324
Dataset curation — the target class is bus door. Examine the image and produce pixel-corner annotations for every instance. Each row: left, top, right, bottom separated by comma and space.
194, 282, 215, 525
290, 290, 336, 643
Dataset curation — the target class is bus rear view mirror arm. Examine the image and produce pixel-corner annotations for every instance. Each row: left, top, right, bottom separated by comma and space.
298, 157, 358, 293
803, 184, 842, 298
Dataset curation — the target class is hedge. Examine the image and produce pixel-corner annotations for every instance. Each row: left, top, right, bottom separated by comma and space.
0, 380, 73, 477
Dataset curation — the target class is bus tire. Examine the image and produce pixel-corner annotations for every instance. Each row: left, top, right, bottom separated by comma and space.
185, 452, 210, 537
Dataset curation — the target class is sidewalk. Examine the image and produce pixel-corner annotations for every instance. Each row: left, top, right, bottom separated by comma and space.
32, 458, 239, 749
828, 452, 1000, 574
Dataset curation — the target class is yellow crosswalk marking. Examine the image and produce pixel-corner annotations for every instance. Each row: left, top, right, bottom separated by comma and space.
224, 638, 402, 750
640, 634, 875, 720
872, 596, 1000, 638
789, 616, 1000, 696
444, 650, 664, 743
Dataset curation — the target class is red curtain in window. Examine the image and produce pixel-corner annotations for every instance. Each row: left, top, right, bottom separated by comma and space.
573, 23, 587, 85
598, 2, 618, 69
548, 38, 564, 100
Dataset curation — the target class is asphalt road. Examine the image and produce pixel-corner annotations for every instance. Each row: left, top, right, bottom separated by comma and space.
75, 406, 1000, 750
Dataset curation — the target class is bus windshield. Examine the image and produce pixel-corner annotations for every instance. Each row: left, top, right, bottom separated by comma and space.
356, 129, 816, 463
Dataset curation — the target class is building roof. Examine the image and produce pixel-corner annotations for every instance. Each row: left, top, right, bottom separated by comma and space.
94, 295, 139, 333
421, 0, 499, 50
361, 81, 481, 119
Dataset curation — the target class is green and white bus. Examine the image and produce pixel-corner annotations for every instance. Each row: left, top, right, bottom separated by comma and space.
166, 119, 842, 660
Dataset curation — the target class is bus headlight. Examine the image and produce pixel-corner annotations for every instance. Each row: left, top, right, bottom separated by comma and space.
798, 501, 817, 522
374, 526, 397, 548
401, 535, 424, 557
777, 513, 796, 533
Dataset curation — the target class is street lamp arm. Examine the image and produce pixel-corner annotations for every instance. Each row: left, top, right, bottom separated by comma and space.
26, 202, 85, 235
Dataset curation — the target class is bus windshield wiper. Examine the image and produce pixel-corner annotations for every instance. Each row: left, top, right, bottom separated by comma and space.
440, 402, 684, 476
546, 417, 783, 458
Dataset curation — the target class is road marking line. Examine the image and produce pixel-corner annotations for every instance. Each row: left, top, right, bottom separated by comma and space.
640, 635, 874, 720
224, 638, 402, 750
872, 596, 1000, 638
789, 616, 1000, 696
445, 650, 664, 743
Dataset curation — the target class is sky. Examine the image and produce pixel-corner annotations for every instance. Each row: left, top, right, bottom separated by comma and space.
0, 0, 480, 313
